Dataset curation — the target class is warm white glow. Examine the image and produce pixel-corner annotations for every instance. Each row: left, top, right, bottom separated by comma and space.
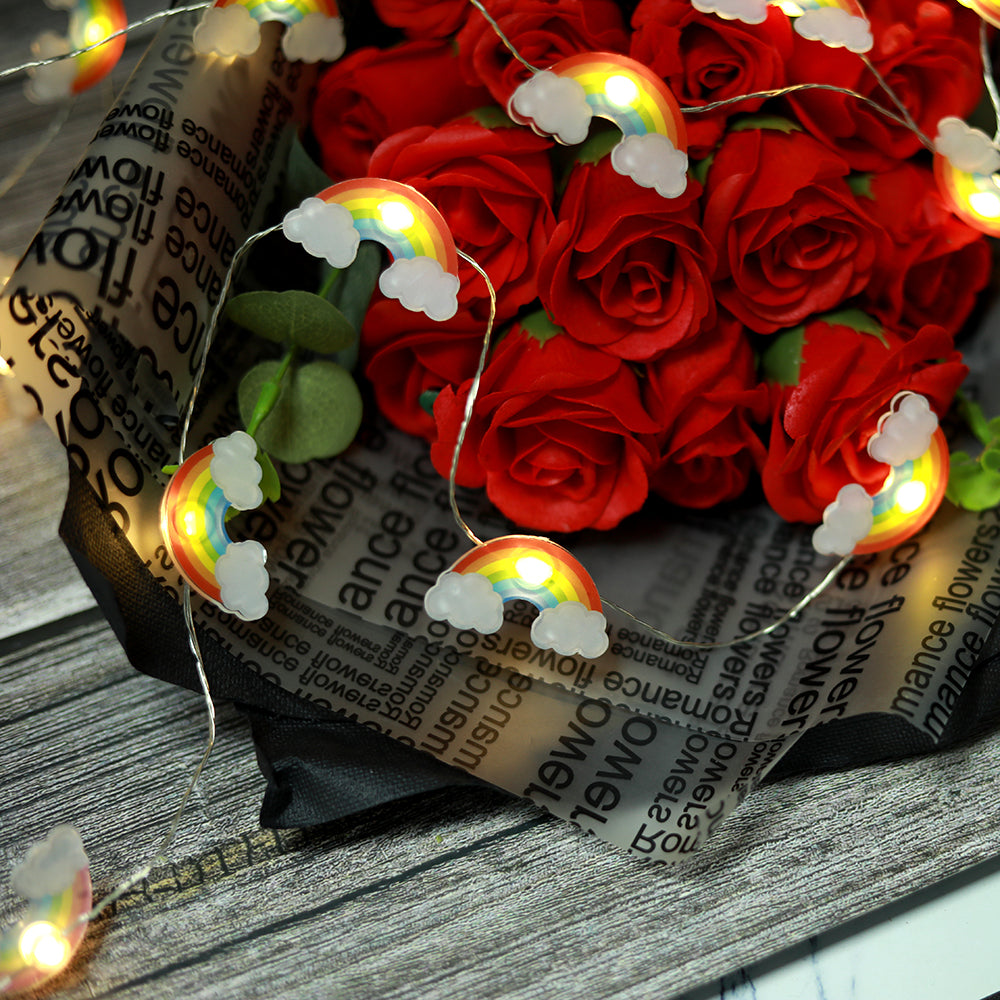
378, 200, 415, 232
182, 508, 199, 536
84, 17, 110, 45
19, 922, 70, 970
895, 480, 928, 514
515, 556, 553, 587
775, 1, 805, 13
604, 74, 639, 107
0, 357, 12, 378
969, 189, 1000, 219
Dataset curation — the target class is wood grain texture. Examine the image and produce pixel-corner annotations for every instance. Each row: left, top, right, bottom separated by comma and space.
2, 5, 1000, 999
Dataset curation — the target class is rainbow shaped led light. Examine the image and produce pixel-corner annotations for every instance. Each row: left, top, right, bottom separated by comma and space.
424, 535, 609, 659
283, 179, 461, 321
771, 0, 873, 52
194, 0, 345, 62
160, 431, 269, 621
508, 52, 689, 198
955, 0, 1000, 29
934, 153, 1000, 237
0, 828, 91, 997
25, 0, 126, 103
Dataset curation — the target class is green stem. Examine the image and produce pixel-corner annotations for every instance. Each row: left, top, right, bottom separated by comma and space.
246, 347, 296, 438
317, 266, 340, 300
956, 389, 994, 449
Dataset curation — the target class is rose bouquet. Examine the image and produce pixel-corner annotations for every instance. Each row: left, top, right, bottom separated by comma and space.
305, 0, 995, 544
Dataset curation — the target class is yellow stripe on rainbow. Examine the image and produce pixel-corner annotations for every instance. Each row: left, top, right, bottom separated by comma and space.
450, 536, 602, 612
956, 0, 1000, 28
854, 428, 949, 555
934, 152, 1000, 237
317, 179, 459, 275
552, 52, 685, 146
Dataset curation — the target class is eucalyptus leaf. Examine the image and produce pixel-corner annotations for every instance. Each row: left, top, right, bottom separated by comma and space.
281, 133, 333, 214
325, 240, 382, 339
226, 290, 355, 353
238, 359, 362, 464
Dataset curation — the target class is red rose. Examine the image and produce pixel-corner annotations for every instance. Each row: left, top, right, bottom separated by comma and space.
857, 162, 991, 338
644, 313, 768, 508
311, 41, 490, 181
362, 299, 485, 442
536, 151, 715, 361
371, 0, 470, 38
782, 0, 982, 172
369, 116, 557, 323
702, 124, 881, 335
630, 0, 794, 158
430, 316, 659, 533
760, 316, 967, 523
456, 0, 628, 108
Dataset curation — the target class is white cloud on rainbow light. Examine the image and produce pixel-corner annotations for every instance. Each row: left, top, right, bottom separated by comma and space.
793, 8, 873, 54
11, 826, 88, 899
282, 13, 346, 63
379, 257, 460, 322
691, 0, 768, 24
935, 117, 1000, 176
812, 483, 874, 556
611, 133, 688, 199
424, 571, 504, 633
283, 197, 360, 269
210, 430, 263, 511
867, 393, 938, 468
24, 32, 75, 104
531, 602, 610, 659
193, 5, 261, 57
509, 71, 593, 146
216, 540, 269, 621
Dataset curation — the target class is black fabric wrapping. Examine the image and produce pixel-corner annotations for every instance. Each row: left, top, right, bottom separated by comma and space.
59, 457, 1000, 828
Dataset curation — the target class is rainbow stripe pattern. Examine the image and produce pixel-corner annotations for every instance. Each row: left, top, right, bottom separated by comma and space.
61, 0, 127, 94
160, 444, 236, 608
771, 0, 872, 52
213, 0, 340, 26
550, 52, 686, 146
934, 153, 1000, 237
448, 535, 603, 612
0, 869, 92, 995
317, 179, 459, 275
854, 428, 950, 554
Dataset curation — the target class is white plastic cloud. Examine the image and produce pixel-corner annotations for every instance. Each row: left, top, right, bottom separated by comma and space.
935, 117, 1000, 175
11, 826, 88, 900
216, 540, 269, 621
193, 5, 261, 57
424, 571, 504, 634
611, 133, 688, 199
691, 0, 768, 24
24, 32, 75, 104
509, 71, 593, 146
812, 483, 874, 557
379, 256, 460, 321
283, 198, 360, 269
282, 13, 346, 63
867, 393, 938, 467
531, 602, 610, 659
793, 8, 873, 53
210, 430, 263, 510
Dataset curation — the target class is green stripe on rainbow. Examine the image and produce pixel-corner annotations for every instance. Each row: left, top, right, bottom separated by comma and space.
316, 179, 459, 274
552, 52, 684, 144
449, 536, 602, 612
854, 428, 949, 554
215, 0, 340, 24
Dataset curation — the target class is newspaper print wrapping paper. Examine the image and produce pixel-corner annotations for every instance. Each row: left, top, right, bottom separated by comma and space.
3, 11, 1000, 860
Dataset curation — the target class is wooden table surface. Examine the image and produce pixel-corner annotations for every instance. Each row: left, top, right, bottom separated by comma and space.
2, 5, 1000, 999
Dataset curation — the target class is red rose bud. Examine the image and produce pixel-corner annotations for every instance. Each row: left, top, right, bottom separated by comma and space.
643, 312, 769, 508
455, 0, 629, 107
760, 313, 967, 524
362, 299, 486, 442
430, 314, 659, 533
537, 148, 715, 361
703, 122, 881, 335
629, 0, 794, 159
782, 0, 983, 173
369, 115, 557, 323
311, 40, 491, 182
856, 162, 991, 339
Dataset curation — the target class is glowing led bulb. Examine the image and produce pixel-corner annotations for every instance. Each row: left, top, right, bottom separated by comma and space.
0, 358, 13, 378
514, 556, 553, 588
182, 508, 199, 537
378, 200, 415, 232
83, 17, 110, 46
604, 74, 638, 107
894, 479, 928, 515
968, 188, 1000, 219
18, 923, 70, 971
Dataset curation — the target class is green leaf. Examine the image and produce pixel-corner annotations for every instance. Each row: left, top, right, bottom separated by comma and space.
761, 326, 806, 386
226, 290, 355, 353
848, 173, 874, 199
691, 152, 715, 187
281, 133, 333, 214
325, 241, 382, 335
257, 449, 282, 503
520, 309, 564, 346
575, 127, 618, 166
946, 450, 1000, 511
419, 389, 440, 416
730, 114, 801, 134
238, 359, 362, 464
469, 106, 516, 129
816, 308, 887, 346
